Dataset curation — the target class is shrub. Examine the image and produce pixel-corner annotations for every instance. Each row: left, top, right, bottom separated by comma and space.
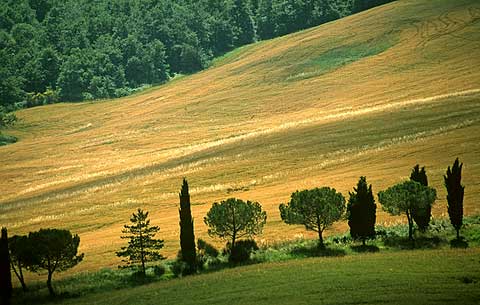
24, 88, 59, 108
227, 239, 259, 264
170, 260, 188, 278
0, 133, 17, 146
153, 265, 165, 277
0, 106, 17, 128
130, 270, 146, 283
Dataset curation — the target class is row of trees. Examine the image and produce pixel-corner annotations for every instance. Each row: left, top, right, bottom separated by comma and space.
281, 159, 463, 247
0, 157, 463, 302
114, 158, 465, 277
0, 0, 395, 108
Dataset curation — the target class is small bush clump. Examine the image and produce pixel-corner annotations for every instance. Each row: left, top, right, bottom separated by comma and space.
153, 265, 166, 277
226, 240, 259, 264
170, 260, 188, 278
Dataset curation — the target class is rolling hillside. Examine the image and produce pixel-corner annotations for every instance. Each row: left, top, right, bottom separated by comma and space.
1, 0, 480, 275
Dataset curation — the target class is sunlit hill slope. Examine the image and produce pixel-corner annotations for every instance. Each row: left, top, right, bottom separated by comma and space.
1, 0, 480, 274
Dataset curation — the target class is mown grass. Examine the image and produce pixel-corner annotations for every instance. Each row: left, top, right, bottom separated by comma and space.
1, 0, 479, 276
19, 248, 480, 305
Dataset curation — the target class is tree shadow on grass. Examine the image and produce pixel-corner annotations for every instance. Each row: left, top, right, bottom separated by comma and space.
350, 245, 380, 253
290, 245, 346, 258
382, 235, 447, 250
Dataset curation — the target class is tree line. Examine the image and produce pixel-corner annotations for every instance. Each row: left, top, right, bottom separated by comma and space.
0, 0, 395, 112
0, 157, 462, 304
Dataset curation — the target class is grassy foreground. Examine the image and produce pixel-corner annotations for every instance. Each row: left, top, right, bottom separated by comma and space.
30, 248, 480, 305
12, 217, 480, 305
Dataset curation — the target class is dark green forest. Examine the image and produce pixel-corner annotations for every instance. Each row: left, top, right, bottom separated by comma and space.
0, 0, 393, 110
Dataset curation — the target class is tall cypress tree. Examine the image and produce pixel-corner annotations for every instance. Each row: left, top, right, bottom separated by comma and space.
347, 177, 376, 245
444, 158, 464, 239
179, 178, 196, 274
0, 228, 12, 305
410, 164, 431, 232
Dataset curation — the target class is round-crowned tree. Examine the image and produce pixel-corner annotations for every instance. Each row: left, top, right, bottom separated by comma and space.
378, 181, 437, 241
29, 228, 84, 296
280, 187, 345, 248
204, 198, 267, 252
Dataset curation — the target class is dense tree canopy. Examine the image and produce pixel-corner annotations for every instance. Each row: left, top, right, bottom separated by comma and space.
0, 0, 393, 108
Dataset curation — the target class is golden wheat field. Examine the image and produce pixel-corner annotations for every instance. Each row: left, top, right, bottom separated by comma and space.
1, 0, 480, 276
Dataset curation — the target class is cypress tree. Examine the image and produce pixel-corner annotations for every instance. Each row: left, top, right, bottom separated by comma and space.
410, 164, 431, 232
444, 158, 464, 239
0, 228, 12, 305
347, 177, 376, 245
179, 178, 196, 274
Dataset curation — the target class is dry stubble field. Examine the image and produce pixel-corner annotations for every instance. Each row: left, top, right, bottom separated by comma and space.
1, 0, 479, 277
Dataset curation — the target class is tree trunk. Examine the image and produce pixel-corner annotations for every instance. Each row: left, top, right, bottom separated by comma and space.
46, 271, 55, 296
406, 210, 414, 241
316, 216, 324, 249
11, 262, 27, 292
231, 231, 236, 252
140, 231, 145, 277
456, 228, 460, 240
317, 230, 324, 249
231, 204, 236, 251
18, 265, 27, 292
362, 238, 366, 246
